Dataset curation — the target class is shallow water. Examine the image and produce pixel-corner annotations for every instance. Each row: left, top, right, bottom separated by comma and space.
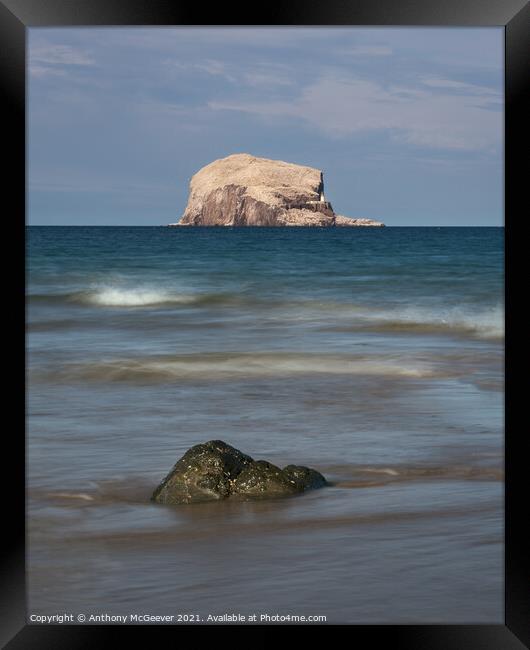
27, 226, 503, 623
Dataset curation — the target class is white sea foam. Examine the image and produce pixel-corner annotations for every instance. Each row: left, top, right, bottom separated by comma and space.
339, 304, 504, 340
60, 281, 505, 341
81, 286, 196, 307
61, 281, 504, 341
47, 492, 95, 501
52, 353, 444, 384
363, 468, 400, 476
143, 357, 435, 379
387, 305, 503, 338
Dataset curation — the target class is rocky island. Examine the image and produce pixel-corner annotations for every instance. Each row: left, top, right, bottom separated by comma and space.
168, 153, 384, 227
151, 440, 327, 504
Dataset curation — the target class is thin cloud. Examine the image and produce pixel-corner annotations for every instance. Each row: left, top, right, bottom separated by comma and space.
29, 44, 95, 78
97, 27, 355, 52
420, 76, 500, 95
210, 75, 502, 151
338, 45, 393, 56
163, 58, 237, 83
163, 59, 294, 87
243, 71, 293, 87
30, 44, 95, 66
29, 65, 67, 79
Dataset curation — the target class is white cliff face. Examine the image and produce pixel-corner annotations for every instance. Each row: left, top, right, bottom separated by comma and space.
188, 153, 322, 208
173, 153, 384, 227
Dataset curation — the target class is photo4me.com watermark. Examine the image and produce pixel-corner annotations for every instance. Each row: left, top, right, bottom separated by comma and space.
29, 612, 327, 624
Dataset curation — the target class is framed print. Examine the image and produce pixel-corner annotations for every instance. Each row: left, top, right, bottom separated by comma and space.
3, 0, 528, 647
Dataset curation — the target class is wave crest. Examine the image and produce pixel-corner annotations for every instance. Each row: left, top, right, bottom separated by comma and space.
29, 286, 244, 308
79, 286, 197, 307
32, 352, 448, 384
28, 284, 504, 340
330, 305, 504, 340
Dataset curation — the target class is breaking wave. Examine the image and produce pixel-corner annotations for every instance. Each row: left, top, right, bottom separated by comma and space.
33, 351, 450, 384
29, 286, 244, 308
328, 305, 504, 340
78, 287, 194, 307
28, 283, 503, 340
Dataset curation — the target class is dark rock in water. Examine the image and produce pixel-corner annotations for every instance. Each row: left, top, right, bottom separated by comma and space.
231, 460, 299, 498
151, 440, 327, 504
282, 465, 328, 491
151, 440, 253, 505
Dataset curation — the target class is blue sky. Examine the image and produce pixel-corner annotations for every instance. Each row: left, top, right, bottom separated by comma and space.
28, 27, 503, 226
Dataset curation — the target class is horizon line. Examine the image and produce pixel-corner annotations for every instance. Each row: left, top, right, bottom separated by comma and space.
26, 223, 504, 227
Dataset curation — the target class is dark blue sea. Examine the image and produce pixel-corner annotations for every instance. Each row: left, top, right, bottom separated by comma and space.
27, 226, 504, 623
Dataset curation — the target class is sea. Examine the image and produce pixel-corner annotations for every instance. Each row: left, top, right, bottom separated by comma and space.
27, 226, 504, 624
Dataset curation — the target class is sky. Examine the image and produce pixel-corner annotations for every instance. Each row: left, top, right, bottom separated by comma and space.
28, 27, 503, 226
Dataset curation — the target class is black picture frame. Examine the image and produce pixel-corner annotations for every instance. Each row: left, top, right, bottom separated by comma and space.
4, 0, 528, 647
